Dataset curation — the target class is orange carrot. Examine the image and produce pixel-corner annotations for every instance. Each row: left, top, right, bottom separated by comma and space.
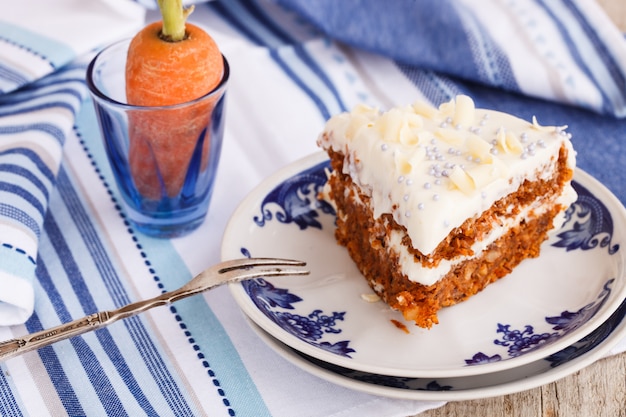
125, 0, 224, 199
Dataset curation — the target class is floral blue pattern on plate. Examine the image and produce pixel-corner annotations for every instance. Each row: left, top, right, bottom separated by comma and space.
240, 276, 355, 357
465, 278, 614, 365
223, 152, 626, 378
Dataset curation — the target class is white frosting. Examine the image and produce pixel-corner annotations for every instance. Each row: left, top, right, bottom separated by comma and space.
318, 95, 577, 262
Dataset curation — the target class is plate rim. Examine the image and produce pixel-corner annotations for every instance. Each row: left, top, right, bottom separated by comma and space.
223, 151, 626, 378
243, 301, 626, 401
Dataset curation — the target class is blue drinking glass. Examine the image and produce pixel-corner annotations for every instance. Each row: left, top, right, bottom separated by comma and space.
86, 39, 229, 238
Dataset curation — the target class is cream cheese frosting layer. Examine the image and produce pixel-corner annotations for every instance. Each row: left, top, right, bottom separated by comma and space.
317, 95, 577, 256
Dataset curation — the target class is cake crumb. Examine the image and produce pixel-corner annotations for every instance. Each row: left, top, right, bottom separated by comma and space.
390, 319, 410, 334
361, 293, 381, 303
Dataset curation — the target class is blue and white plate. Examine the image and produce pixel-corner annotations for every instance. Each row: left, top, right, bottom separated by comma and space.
245, 298, 626, 400
222, 152, 626, 378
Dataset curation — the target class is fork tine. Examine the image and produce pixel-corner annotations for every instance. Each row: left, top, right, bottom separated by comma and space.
217, 257, 307, 274
217, 258, 309, 283
222, 266, 309, 282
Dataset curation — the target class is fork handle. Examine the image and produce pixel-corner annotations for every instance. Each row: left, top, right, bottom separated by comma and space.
0, 312, 111, 360
0, 291, 178, 361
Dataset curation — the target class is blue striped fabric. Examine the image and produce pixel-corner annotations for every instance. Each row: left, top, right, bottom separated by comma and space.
0, 61, 87, 325
539, 0, 626, 114
0, 0, 624, 416
274, 0, 626, 118
0, 21, 74, 94
0, 0, 144, 97
210, 0, 347, 119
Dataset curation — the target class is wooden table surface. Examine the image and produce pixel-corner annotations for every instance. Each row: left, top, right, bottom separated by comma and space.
417, 1, 626, 416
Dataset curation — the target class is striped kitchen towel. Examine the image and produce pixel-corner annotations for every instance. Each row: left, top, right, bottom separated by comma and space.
0, 1, 624, 416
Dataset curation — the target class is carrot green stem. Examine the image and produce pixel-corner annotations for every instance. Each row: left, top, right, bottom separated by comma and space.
157, 0, 194, 42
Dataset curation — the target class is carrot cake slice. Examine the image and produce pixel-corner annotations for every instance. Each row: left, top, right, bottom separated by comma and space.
317, 95, 577, 328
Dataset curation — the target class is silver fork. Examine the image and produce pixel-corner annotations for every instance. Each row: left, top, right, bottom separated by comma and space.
0, 258, 308, 361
